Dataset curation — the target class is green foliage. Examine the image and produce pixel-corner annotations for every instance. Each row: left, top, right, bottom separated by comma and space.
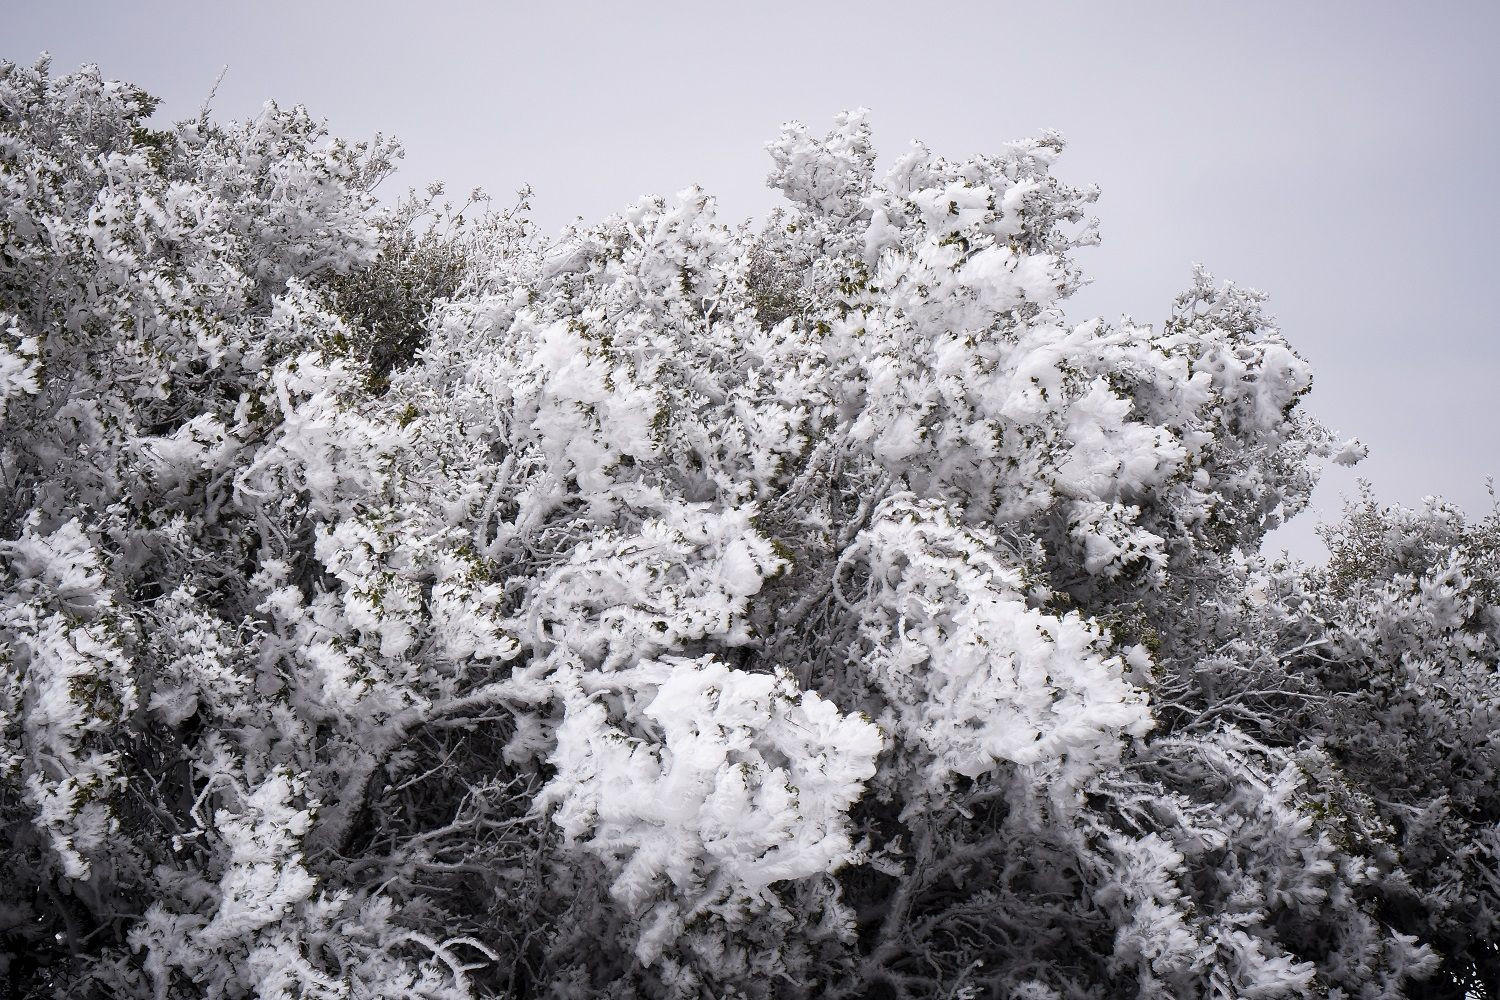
322, 184, 530, 391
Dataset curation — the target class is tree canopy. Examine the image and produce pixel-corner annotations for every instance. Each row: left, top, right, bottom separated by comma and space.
1, 58, 1496, 1000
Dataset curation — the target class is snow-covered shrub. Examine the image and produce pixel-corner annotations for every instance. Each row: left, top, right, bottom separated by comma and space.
0, 57, 1488, 1000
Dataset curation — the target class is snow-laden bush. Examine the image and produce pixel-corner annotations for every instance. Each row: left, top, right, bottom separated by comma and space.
1, 57, 1491, 999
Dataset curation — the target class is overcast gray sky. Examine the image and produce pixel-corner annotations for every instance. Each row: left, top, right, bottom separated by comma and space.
12, 0, 1499, 559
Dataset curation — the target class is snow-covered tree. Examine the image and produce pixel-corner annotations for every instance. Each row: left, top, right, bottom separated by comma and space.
1, 57, 1492, 1000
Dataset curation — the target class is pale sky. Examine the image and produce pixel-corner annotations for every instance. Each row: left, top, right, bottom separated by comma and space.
12, 1, 1499, 560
